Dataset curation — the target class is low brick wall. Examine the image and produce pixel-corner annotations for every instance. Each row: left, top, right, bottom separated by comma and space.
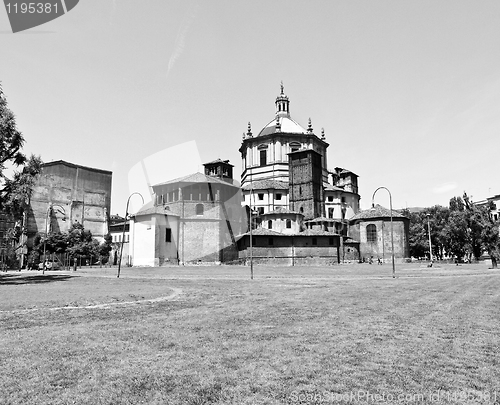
239, 246, 339, 265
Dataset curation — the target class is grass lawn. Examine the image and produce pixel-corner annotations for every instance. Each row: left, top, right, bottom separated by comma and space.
1, 263, 500, 404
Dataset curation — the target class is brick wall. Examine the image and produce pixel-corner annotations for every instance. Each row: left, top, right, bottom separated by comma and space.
351, 219, 409, 262
289, 150, 324, 219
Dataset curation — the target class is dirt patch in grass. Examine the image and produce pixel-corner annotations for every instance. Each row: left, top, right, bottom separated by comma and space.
0, 272, 178, 311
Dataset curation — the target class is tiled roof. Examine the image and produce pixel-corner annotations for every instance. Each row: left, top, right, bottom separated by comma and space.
334, 167, 358, 176
242, 179, 289, 190
238, 228, 339, 237
153, 172, 239, 187
323, 182, 344, 191
237, 228, 287, 237
204, 158, 233, 166
304, 216, 342, 223
262, 208, 301, 215
349, 204, 407, 221
299, 229, 340, 236
133, 201, 179, 217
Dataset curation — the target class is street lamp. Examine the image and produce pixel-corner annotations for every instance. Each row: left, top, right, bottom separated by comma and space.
372, 187, 395, 278
117, 192, 144, 278
426, 213, 433, 263
42, 203, 66, 275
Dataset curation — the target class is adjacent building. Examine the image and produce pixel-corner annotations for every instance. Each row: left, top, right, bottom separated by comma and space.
349, 204, 410, 262
129, 159, 245, 266
27, 160, 112, 246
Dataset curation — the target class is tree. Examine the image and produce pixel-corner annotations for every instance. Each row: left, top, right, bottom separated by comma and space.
0, 86, 42, 268
402, 209, 428, 258
463, 193, 484, 260
480, 211, 500, 269
443, 209, 470, 260
0, 84, 27, 196
464, 197, 500, 268
404, 206, 450, 260
1, 155, 42, 219
98, 234, 112, 265
32, 223, 106, 268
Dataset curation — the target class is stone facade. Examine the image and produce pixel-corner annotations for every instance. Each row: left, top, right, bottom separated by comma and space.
349, 205, 410, 262
130, 160, 245, 266
289, 149, 324, 220
28, 160, 112, 245
237, 85, 363, 264
237, 228, 340, 266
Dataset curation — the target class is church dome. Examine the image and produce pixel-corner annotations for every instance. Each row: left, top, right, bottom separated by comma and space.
257, 116, 307, 137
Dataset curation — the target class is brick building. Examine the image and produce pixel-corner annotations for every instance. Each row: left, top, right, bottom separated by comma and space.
130, 159, 245, 266
27, 160, 112, 246
237, 85, 408, 264
349, 204, 410, 262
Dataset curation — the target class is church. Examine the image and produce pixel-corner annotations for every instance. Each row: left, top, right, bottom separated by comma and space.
236, 84, 363, 265
129, 85, 409, 266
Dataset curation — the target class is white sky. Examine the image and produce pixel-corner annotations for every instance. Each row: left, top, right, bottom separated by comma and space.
1, 0, 500, 215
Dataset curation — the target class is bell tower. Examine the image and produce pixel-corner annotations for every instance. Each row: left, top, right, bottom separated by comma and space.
204, 159, 234, 183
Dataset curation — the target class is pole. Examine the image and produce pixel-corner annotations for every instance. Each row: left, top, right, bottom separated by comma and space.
249, 170, 254, 279
42, 204, 51, 275
118, 192, 144, 278
427, 213, 433, 262
372, 187, 396, 278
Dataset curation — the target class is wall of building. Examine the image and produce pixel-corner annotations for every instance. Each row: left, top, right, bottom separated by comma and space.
349, 219, 409, 262
240, 135, 329, 187
155, 215, 180, 265
261, 215, 302, 234
109, 231, 130, 266
28, 162, 112, 244
341, 242, 361, 262
238, 235, 340, 265
289, 151, 324, 220
130, 215, 156, 267
242, 189, 289, 215
141, 179, 245, 265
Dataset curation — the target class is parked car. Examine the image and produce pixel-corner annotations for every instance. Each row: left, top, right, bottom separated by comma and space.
38, 261, 61, 271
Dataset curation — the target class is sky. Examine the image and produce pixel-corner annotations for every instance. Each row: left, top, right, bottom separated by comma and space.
1, 0, 500, 215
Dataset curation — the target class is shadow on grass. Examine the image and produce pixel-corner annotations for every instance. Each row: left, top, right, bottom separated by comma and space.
0, 274, 74, 285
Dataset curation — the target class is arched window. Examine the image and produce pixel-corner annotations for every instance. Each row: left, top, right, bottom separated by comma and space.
290, 142, 301, 153
260, 150, 267, 166
366, 224, 377, 243
286, 219, 292, 229
196, 204, 204, 216
258, 144, 268, 166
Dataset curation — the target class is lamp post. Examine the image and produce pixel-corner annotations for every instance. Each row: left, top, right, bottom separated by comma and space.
248, 170, 254, 280
118, 192, 144, 278
372, 187, 395, 278
42, 204, 66, 275
426, 213, 433, 263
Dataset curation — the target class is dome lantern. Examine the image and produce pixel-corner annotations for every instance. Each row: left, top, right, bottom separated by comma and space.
275, 81, 290, 118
